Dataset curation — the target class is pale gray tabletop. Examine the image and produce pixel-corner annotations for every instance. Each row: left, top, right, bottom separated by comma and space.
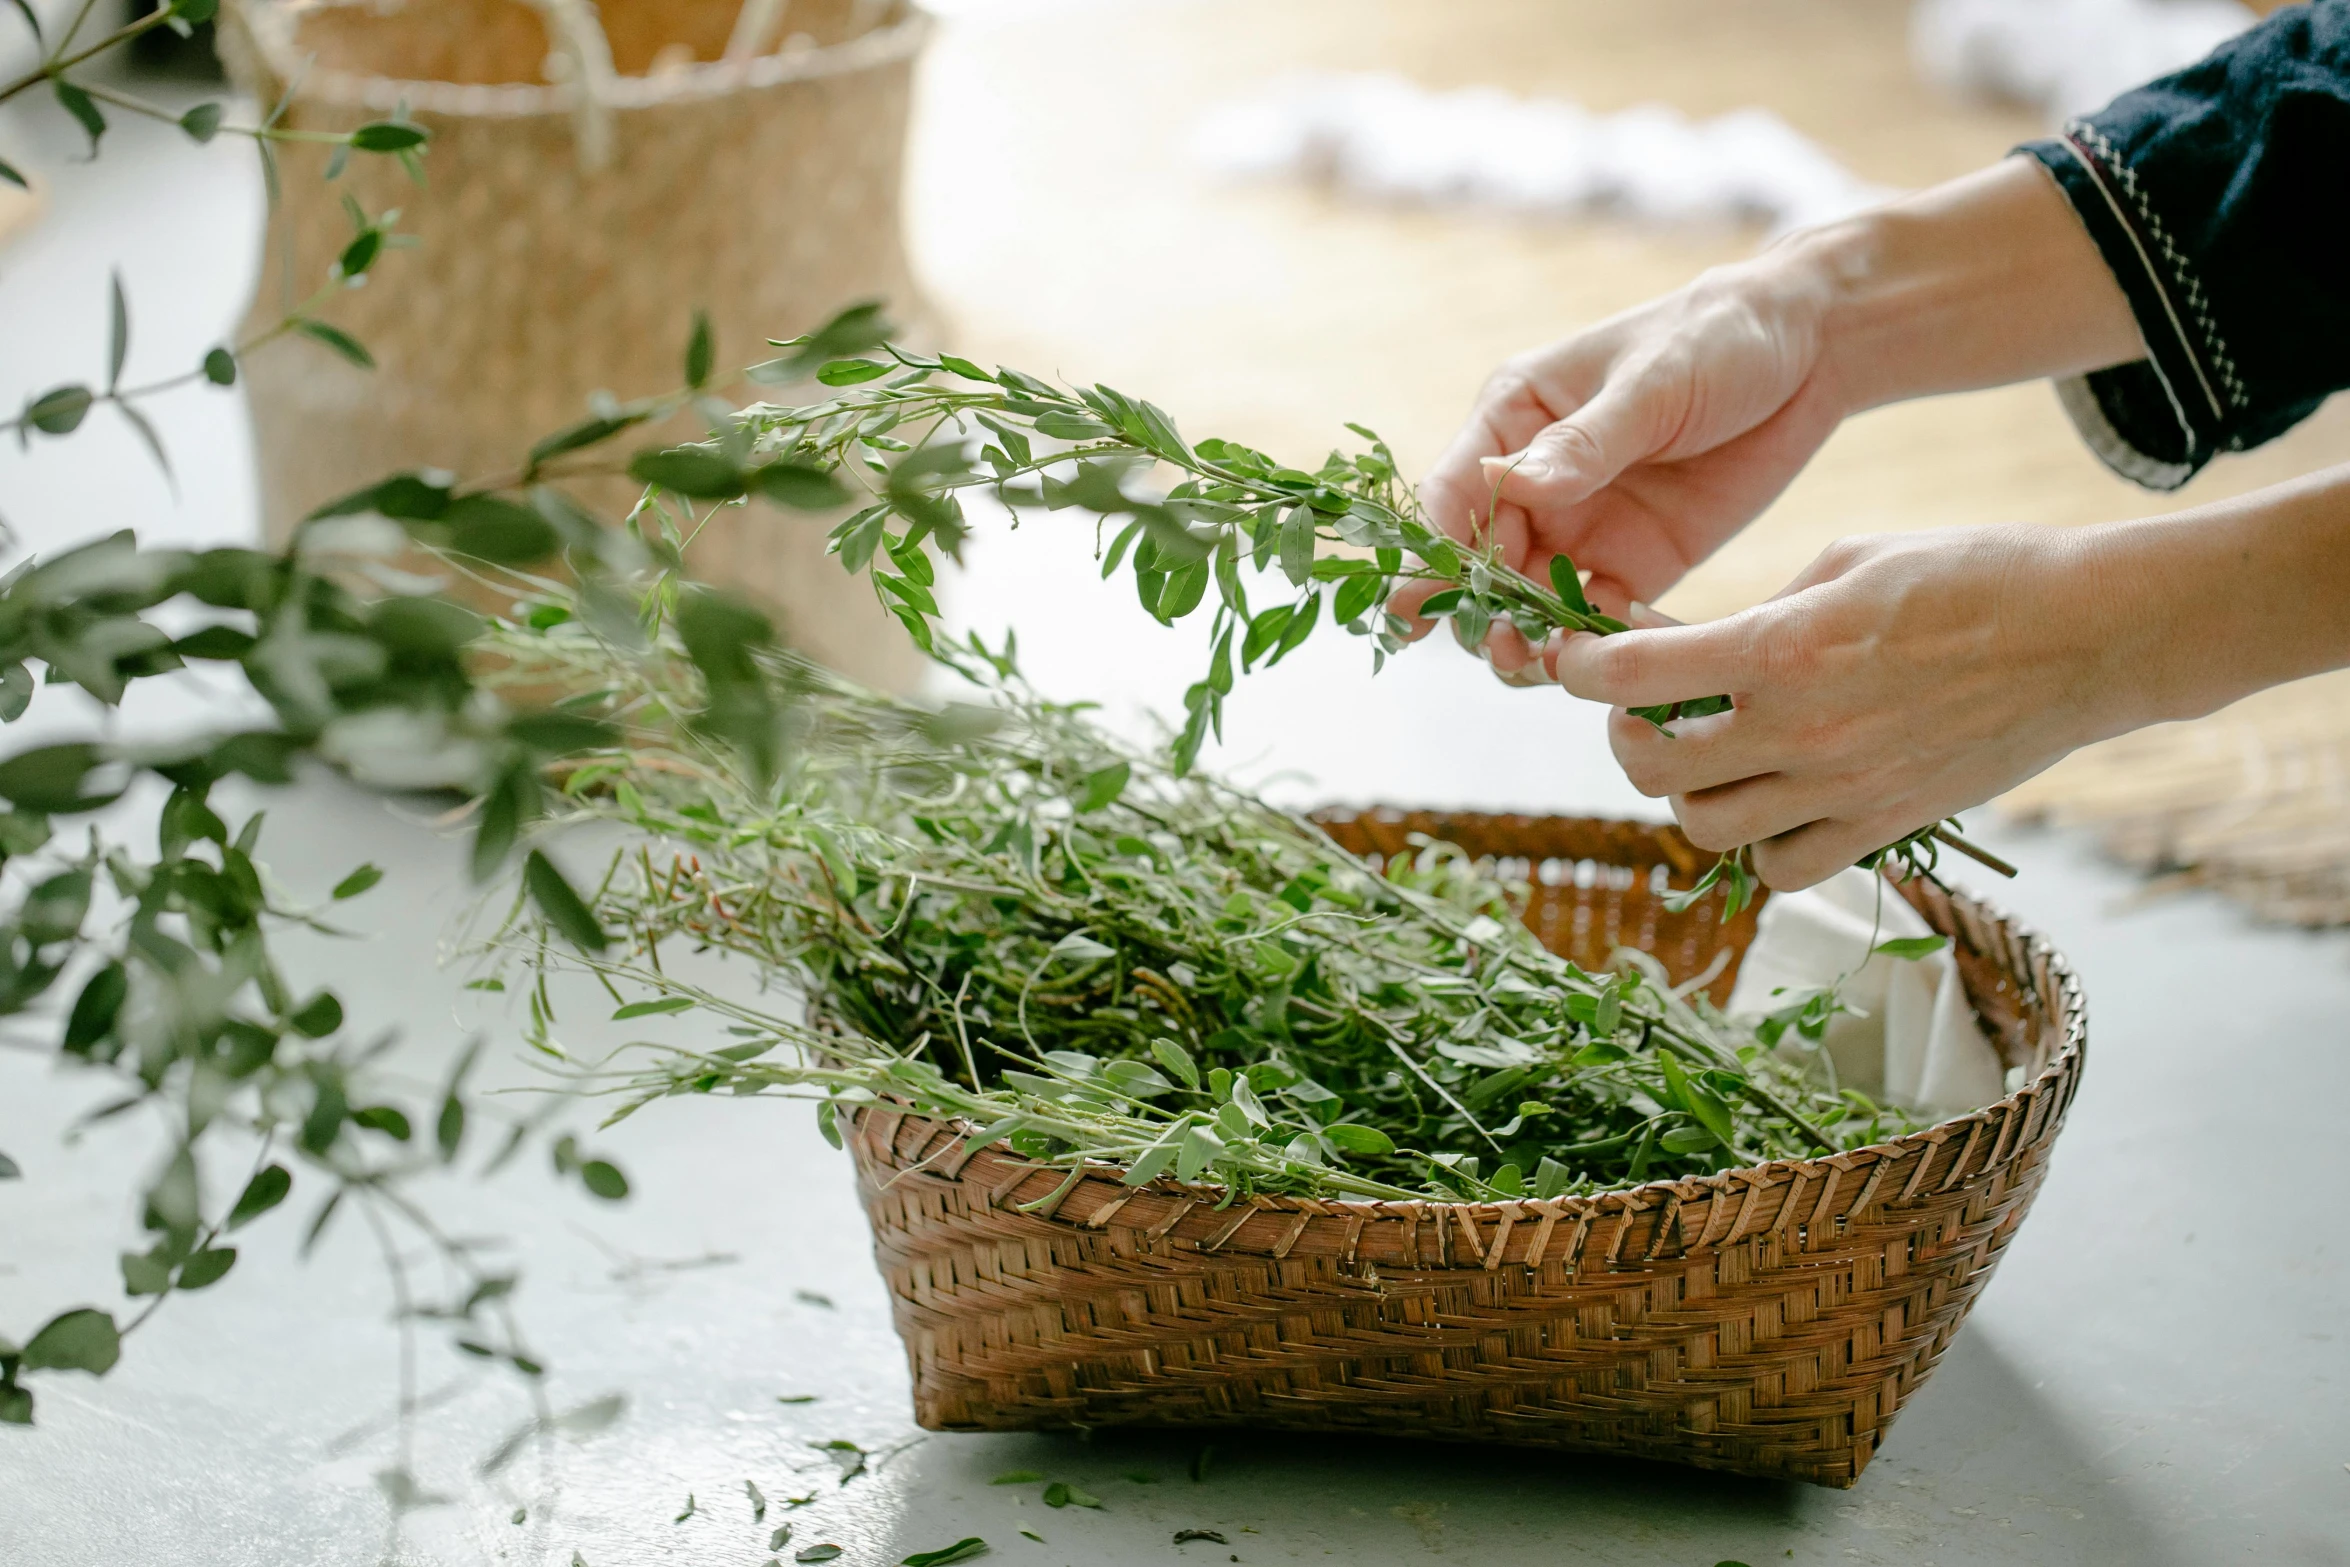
3, 68, 2347, 1567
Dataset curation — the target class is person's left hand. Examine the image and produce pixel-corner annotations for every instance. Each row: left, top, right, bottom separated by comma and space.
1545, 524, 2153, 888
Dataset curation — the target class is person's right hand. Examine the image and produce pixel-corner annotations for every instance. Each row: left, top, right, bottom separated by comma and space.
1396, 249, 1849, 678
1392, 157, 2152, 683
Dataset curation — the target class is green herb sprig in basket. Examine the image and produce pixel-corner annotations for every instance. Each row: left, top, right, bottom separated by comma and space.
486, 616, 1919, 1206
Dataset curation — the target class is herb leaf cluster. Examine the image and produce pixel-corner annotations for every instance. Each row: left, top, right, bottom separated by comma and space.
484, 621, 1915, 1208
705, 329, 2005, 913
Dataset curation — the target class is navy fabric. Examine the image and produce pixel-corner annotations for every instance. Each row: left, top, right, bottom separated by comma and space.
2018, 0, 2350, 489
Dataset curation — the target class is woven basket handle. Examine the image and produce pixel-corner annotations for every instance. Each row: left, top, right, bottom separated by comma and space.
527, 0, 617, 171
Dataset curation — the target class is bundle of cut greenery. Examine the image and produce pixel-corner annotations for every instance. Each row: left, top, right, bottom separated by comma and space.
481, 616, 1921, 1205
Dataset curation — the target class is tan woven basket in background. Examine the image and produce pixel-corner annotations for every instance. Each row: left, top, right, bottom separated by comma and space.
219, 0, 932, 690
846, 811, 2086, 1488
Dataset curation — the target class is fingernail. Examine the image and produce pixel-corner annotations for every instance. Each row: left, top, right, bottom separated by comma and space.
1483, 454, 1550, 483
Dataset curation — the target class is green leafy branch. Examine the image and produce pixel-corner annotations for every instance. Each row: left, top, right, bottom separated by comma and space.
5, 179, 428, 477
692, 319, 2014, 913
0, 292, 890, 1429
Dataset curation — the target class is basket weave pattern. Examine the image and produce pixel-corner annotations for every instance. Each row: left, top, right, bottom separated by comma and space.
219, 0, 933, 690
845, 812, 2084, 1487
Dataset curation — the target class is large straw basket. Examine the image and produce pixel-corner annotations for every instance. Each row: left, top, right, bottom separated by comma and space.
218, 0, 933, 690
843, 810, 2085, 1488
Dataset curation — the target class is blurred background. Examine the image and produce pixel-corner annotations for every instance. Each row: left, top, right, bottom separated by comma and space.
4, 4, 2347, 1565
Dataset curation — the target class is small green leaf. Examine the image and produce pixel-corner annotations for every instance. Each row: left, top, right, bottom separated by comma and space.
63, 962, 126, 1055
227, 1164, 292, 1229
579, 1160, 629, 1200
353, 1106, 412, 1141
1334, 570, 1383, 627
612, 997, 694, 1020
751, 461, 849, 510
525, 850, 608, 953
179, 101, 224, 143
1034, 411, 1114, 441
1322, 1124, 1394, 1156
796, 1547, 843, 1563
106, 271, 129, 391
349, 121, 427, 152
332, 863, 384, 900
444, 493, 560, 564
24, 384, 93, 436
0, 743, 114, 812
1041, 1482, 1100, 1509
1549, 553, 1594, 617
1873, 936, 1949, 961
1277, 507, 1315, 587
19, 1308, 120, 1375
990, 1470, 1045, 1485
684, 309, 715, 387
815, 358, 890, 386
901, 1539, 989, 1567
0, 154, 23, 191
1150, 1038, 1201, 1090
1074, 761, 1129, 813
629, 447, 744, 499
0, 1150, 17, 1179
293, 318, 374, 369
120, 1250, 172, 1296
53, 79, 104, 152
289, 991, 344, 1038
175, 1247, 237, 1291
310, 471, 449, 522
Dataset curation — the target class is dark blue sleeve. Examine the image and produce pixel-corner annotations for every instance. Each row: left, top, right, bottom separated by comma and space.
2017, 0, 2350, 490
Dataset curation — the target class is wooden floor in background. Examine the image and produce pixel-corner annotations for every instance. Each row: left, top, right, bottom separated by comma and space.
904, 0, 2350, 922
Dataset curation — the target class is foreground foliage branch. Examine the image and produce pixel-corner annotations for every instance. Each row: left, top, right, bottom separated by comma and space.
0, 314, 824, 1432
675, 323, 2013, 915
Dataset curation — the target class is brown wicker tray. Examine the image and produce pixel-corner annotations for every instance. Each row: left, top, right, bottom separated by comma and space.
844, 811, 2085, 1487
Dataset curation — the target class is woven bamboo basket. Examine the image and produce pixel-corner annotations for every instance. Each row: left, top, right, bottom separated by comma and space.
218, 0, 933, 690
844, 810, 2086, 1488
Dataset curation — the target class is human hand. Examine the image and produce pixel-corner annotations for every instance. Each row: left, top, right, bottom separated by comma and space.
1393, 157, 2149, 684
1395, 251, 1849, 679
1547, 525, 2148, 889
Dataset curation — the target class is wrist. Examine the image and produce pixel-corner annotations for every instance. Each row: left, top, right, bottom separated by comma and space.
2069, 467, 2350, 731
1796, 158, 2146, 416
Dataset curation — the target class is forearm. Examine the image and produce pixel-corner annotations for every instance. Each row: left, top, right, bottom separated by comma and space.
1786, 158, 2146, 415
2082, 462, 2350, 730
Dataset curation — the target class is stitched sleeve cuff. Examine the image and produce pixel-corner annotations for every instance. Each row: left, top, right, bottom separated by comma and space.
2013, 2, 2350, 490
2020, 134, 2220, 491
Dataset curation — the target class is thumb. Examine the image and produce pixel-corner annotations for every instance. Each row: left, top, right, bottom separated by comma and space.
1478, 376, 1672, 511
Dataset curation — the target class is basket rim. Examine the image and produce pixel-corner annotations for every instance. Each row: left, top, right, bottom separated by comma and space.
850, 841, 2086, 1234
234, 0, 933, 119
